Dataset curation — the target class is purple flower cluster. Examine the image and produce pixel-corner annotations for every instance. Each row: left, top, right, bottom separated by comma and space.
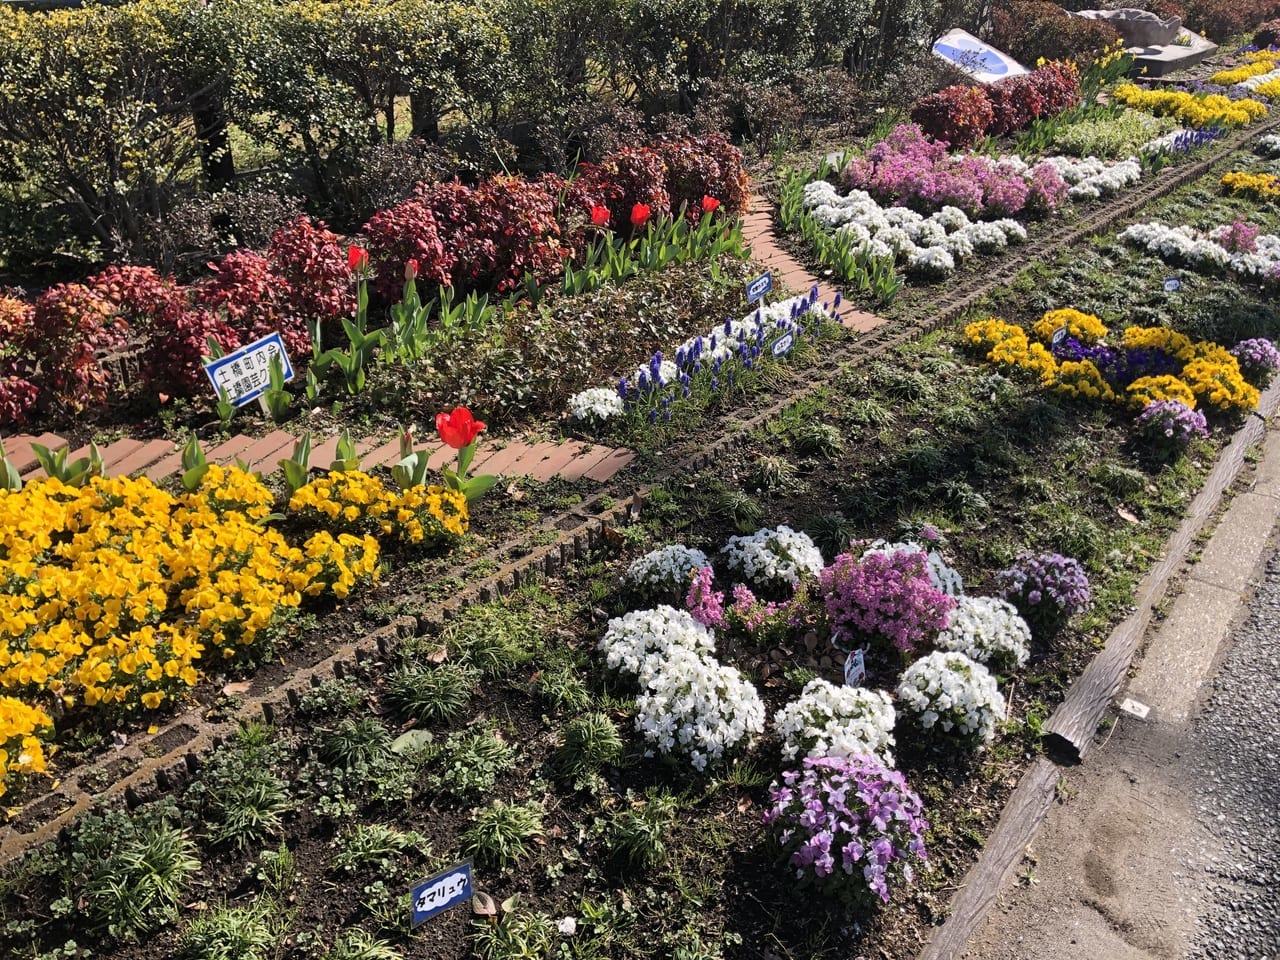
685, 566, 813, 641
763, 755, 929, 905
1219, 220, 1261, 254
841, 124, 1066, 219
1051, 337, 1181, 388
1230, 338, 1280, 385
1135, 399, 1209, 451
996, 552, 1091, 631
1163, 126, 1230, 154
819, 549, 955, 654
1172, 80, 1266, 103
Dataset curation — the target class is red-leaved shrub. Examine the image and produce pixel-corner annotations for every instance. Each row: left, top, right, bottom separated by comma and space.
1257, 18, 1280, 46
655, 134, 751, 223
194, 250, 310, 359
362, 197, 455, 300
27, 284, 127, 414
581, 146, 672, 230
0, 297, 38, 425
911, 85, 996, 148
267, 216, 357, 332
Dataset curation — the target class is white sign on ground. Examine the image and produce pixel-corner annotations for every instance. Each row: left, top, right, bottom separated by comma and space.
931, 29, 1029, 84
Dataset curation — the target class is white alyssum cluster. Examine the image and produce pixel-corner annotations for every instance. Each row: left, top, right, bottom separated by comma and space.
1119, 221, 1280, 281
1139, 128, 1193, 155
632, 357, 679, 388
598, 605, 716, 677
600, 605, 765, 771
895, 651, 1005, 746
722, 525, 825, 590
1238, 66, 1280, 91
1041, 155, 1143, 200
774, 678, 897, 765
625, 544, 710, 598
567, 387, 626, 424
934, 596, 1031, 672
861, 540, 965, 596
1259, 133, 1280, 158
801, 180, 1026, 278
633, 643, 766, 771
679, 294, 827, 370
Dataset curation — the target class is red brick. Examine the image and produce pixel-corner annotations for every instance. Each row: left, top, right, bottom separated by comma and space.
583, 448, 636, 483
527, 442, 588, 482
503, 440, 563, 478
207, 434, 257, 466
98, 438, 144, 472
238, 430, 298, 474
556, 444, 618, 483
113, 438, 176, 477
366, 438, 406, 470
1, 433, 64, 474
474, 441, 535, 477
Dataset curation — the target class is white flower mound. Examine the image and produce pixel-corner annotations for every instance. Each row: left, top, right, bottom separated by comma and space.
774, 678, 897, 765
1119, 221, 1280, 281
800, 180, 1030, 279
934, 596, 1031, 672
567, 387, 626, 425
896, 651, 1005, 746
599, 605, 716, 677
1042, 155, 1143, 201
722, 525, 825, 590
625, 544, 710, 598
861, 540, 965, 596
634, 644, 766, 772
1259, 134, 1280, 159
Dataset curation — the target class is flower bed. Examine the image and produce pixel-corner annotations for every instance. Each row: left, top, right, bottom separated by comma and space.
1112, 84, 1269, 128
910, 61, 1082, 148
0, 467, 463, 796
1118, 219, 1280, 286
965, 309, 1264, 425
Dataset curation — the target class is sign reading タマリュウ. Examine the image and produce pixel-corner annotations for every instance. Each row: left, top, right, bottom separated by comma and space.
745, 270, 773, 304
410, 860, 474, 928
203, 332, 294, 408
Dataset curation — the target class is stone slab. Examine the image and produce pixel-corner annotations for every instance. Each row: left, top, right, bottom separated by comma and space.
1248, 426, 1280, 500
1129, 33, 1217, 78
1190, 491, 1280, 593
1125, 578, 1240, 720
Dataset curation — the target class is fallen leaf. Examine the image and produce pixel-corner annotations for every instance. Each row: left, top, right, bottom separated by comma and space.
505, 482, 524, 502
425, 646, 449, 664
112, 731, 128, 751
1117, 507, 1139, 524
472, 892, 497, 917
737, 796, 753, 814
222, 680, 251, 696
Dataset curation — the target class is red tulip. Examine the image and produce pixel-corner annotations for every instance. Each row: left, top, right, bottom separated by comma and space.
630, 203, 651, 228
700, 195, 720, 213
590, 205, 610, 226
436, 406, 486, 449
405, 258, 419, 281
347, 245, 369, 271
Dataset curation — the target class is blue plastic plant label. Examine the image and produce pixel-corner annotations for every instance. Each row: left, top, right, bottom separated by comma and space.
745, 270, 773, 303
202, 331, 294, 407
1051, 326, 1068, 346
410, 860, 473, 928
843, 649, 866, 687
1164, 276, 1182, 292
770, 332, 795, 357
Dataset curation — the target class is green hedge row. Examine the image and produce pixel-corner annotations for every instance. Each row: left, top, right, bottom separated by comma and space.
0, 0, 956, 260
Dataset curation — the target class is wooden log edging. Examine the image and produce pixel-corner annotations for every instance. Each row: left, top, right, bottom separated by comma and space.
915, 380, 1280, 960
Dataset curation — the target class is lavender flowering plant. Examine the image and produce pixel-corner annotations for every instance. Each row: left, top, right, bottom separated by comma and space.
1230, 338, 1280, 386
819, 549, 955, 655
1135, 399, 1209, 455
763, 755, 929, 907
995, 552, 1091, 634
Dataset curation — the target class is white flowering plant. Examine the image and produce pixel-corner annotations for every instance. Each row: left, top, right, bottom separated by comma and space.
1119, 221, 1280, 285
774, 678, 897, 765
625, 544, 710, 601
633, 644, 766, 771
895, 651, 1005, 748
1259, 134, 1280, 159
722, 525, 825, 592
598, 605, 716, 678
567, 387, 626, 425
933, 596, 1031, 673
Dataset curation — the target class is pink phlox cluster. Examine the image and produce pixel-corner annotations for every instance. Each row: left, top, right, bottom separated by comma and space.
819, 549, 956, 654
1220, 220, 1261, 254
842, 124, 1066, 218
685, 565, 725, 629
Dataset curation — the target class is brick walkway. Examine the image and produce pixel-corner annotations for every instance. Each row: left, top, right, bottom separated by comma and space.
0, 431, 633, 487
741, 194, 888, 335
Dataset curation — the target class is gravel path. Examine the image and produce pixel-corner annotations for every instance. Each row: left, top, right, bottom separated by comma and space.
1186, 547, 1280, 960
